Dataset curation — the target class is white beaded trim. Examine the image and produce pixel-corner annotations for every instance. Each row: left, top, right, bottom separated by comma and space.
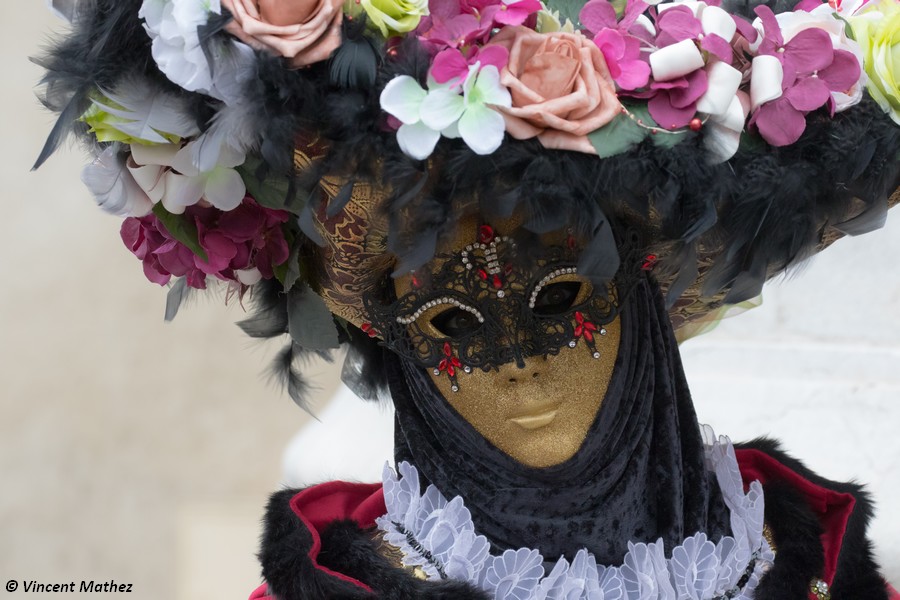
528, 267, 578, 309
460, 236, 516, 275
396, 297, 485, 326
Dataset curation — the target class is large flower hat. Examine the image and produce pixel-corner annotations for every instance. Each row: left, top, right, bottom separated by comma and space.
35, 0, 900, 405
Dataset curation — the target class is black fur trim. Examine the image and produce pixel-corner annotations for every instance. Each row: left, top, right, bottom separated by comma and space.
737, 439, 889, 600
258, 489, 489, 600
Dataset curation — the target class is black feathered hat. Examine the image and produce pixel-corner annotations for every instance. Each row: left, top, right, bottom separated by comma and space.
34, 0, 900, 406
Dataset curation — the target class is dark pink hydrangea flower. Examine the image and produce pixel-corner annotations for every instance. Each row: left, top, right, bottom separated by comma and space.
121, 197, 290, 289
580, 0, 652, 91
417, 0, 540, 51
749, 5, 862, 145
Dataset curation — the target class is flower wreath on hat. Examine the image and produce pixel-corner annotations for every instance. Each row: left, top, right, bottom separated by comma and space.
36, 0, 900, 406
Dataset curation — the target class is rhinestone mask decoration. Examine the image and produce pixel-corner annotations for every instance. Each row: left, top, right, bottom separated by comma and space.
363, 226, 619, 392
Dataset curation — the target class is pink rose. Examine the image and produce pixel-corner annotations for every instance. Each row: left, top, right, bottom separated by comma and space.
221, 0, 343, 68
487, 27, 622, 154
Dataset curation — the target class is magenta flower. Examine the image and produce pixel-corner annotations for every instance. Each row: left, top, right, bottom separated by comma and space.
755, 6, 830, 78
121, 198, 291, 289
430, 45, 509, 85
416, 11, 493, 50
458, 0, 541, 26
648, 68, 709, 128
655, 5, 703, 48
417, 0, 539, 51
749, 5, 862, 145
580, 0, 652, 90
489, 0, 542, 26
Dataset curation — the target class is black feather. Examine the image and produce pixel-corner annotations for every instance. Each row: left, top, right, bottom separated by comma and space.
326, 181, 355, 218
32, 0, 163, 169
164, 278, 193, 322
238, 279, 289, 338
328, 16, 381, 90
269, 343, 332, 413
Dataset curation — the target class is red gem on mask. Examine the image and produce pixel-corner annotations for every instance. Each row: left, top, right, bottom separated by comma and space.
362, 323, 377, 337
478, 269, 488, 281
504, 263, 513, 275
411, 274, 422, 288
443, 342, 453, 356
447, 365, 456, 377
642, 254, 658, 270
567, 235, 577, 250
689, 118, 703, 131
492, 274, 503, 289
478, 225, 495, 244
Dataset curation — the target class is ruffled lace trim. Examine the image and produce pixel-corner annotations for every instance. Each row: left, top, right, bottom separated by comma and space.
376, 426, 775, 600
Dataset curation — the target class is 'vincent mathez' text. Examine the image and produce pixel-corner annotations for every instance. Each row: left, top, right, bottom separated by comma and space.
23, 580, 133, 593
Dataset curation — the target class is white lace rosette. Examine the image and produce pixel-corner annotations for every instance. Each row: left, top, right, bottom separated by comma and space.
377, 429, 775, 599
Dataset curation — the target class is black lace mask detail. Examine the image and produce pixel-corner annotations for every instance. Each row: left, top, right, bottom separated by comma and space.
363, 226, 619, 391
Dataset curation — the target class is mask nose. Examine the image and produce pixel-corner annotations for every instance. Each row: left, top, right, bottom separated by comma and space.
497, 355, 546, 383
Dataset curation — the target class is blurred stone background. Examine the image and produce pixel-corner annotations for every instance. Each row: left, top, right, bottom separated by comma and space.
1, 5, 897, 599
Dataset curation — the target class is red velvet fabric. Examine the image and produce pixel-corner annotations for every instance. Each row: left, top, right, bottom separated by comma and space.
888, 583, 900, 600
289, 481, 386, 593
248, 583, 271, 600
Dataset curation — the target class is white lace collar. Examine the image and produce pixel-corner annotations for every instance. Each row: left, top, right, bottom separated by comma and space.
376, 427, 775, 600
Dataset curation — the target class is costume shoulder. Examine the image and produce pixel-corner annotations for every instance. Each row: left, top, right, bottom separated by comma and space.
736, 439, 894, 600
252, 482, 489, 600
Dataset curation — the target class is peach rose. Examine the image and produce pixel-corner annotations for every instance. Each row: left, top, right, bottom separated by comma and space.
487, 27, 622, 154
221, 0, 343, 68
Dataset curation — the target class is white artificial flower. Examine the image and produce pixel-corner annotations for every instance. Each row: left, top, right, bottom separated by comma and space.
140, 0, 254, 104
380, 75, 442, 160
81, 145, 154, 217
705, 94, 750, 164
381, 64, 512, 160
128, 141, 246, 214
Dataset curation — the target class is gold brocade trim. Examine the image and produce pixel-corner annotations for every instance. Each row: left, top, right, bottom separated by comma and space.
762, 523, 777, 554
294, 148, 393, 329
369, 528, 427, 580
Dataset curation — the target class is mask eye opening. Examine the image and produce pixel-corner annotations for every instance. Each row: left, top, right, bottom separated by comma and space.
531, 281, 584, 316
430, 306, 485, 338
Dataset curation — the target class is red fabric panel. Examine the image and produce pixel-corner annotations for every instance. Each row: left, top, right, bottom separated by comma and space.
736, 448, 856, 599
287, 481, 387, 593
248, 583, 272, 600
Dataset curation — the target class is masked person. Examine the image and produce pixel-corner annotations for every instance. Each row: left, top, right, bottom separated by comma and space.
34, 0, 900, 598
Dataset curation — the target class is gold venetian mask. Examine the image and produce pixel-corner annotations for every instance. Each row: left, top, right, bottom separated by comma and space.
377, 217, 621, 468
